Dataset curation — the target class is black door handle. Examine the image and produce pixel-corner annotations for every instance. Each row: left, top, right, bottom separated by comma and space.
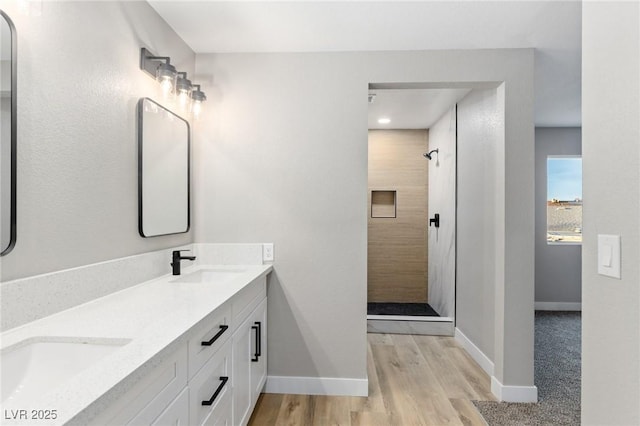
201, 325, 229, 346
201, 376, 229, 406
429, 213, 440, 228
251, 321, 262, 362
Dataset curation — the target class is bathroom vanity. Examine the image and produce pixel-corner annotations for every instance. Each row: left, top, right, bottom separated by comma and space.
0, 264, 271, 426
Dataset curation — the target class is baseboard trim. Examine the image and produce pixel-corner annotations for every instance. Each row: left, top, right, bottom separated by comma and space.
265, 375, 368, 397
491, 376, 538, 402
368, 319, 453, 336
454, 328, 495, 376
366, 315, 453, 322
534, 302, 581, 311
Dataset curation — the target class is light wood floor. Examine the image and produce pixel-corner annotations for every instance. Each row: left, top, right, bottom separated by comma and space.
248, 333, 495, 426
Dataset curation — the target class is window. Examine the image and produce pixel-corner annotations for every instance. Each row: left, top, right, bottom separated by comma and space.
547, 156, 582, 244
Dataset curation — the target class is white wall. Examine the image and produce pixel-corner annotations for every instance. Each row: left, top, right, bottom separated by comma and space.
456, 89, 502, 361
428, 106, 456, 318
582, 2, 640, 424
535, 127, 581, 308
194, 49, 534, 394
0, 2, 195, 281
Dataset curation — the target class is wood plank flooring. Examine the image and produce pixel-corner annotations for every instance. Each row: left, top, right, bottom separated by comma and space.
248, 334, 495, 426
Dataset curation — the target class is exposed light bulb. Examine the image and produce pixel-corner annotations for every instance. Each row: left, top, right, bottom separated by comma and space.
178, 91, 190, 107
192, 100, 202, 118
159, 78, 173, 97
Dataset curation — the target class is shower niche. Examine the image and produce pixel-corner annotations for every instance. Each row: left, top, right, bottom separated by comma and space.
370, 190, 396, 218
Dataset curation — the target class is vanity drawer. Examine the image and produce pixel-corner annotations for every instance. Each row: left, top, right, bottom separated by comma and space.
189, 339, 233, 426
232, 276, 266, 330
189, 303, 232, 379
91, 346, 188, 425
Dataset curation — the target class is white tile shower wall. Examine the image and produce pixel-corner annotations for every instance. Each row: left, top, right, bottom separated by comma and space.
192, 243, 265, 265
427, 106, 457, 318
0, 246, 191, 332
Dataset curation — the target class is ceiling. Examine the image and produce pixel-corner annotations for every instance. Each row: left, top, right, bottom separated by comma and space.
368, 89, 471, 129
148, 1, 582, 127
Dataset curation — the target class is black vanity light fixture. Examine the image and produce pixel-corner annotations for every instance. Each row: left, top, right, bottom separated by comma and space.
175, 72, 193, 108
190, 84, 207, 118
140, 48, 207, 118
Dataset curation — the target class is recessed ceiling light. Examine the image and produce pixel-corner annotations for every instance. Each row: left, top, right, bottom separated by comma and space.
378, 118, 391, 124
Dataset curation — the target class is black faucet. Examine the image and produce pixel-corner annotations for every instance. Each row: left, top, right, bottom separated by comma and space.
171, 250, 196, 275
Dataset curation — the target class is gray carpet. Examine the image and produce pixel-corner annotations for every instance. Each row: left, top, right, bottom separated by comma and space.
473, 311, 581, 425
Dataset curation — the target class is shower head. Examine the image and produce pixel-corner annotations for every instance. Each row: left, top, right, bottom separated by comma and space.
423, 149, 439, 160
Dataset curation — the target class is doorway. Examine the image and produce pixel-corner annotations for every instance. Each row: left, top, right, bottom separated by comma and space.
366, 85, 468, 335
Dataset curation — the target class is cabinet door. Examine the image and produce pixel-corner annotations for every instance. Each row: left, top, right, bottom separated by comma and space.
232, 314, 253, 426
250, 299, 267, 404
233, 297, 267, 426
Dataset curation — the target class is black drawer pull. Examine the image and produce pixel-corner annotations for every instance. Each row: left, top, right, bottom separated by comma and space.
251, 321, 262, 362
201, 325, 229, 346
201, 376, 229, 406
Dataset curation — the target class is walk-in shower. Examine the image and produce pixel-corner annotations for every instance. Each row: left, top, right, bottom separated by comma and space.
367, 84, 467, 336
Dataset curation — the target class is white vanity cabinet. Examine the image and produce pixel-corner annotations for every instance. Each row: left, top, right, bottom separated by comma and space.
232, 281, 268, 426
192, 275, 267, 426
89, 274, 268, 426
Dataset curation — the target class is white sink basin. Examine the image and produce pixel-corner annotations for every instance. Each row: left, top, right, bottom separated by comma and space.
171, 268, 247, 284
1, 338, 130, 406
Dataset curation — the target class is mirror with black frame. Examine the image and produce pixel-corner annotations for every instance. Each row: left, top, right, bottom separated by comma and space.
1, 10, 16, 256
138, 98, 190, 237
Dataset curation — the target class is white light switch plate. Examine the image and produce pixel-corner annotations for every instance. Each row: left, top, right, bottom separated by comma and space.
598, 234, 621, 279
263, 243, 274, 262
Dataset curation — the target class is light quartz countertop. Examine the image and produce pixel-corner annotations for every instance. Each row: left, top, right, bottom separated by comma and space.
0, 264, 272, 425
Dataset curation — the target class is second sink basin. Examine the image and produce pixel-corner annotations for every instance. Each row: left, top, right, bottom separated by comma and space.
171, 268, 247, 284
1, 338, 131, 406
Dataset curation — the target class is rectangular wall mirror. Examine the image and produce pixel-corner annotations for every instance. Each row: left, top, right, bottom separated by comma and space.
138, 98, 190, 237
1, 11, 17, 256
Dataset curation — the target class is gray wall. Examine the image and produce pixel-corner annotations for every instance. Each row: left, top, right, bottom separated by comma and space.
194, 49, 534, 388
456, 88, 502, 361
582, 2, 640, 424
535, 127, 582, 306
0, 2, 195, 281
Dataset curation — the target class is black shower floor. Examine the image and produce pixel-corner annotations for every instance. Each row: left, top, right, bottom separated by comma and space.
367, 302, 440, 317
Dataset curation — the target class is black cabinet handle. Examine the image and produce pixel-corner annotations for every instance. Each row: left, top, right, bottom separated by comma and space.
251, 321, 262, 362
201, 376, 228, 406
201, 325, 229, 346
